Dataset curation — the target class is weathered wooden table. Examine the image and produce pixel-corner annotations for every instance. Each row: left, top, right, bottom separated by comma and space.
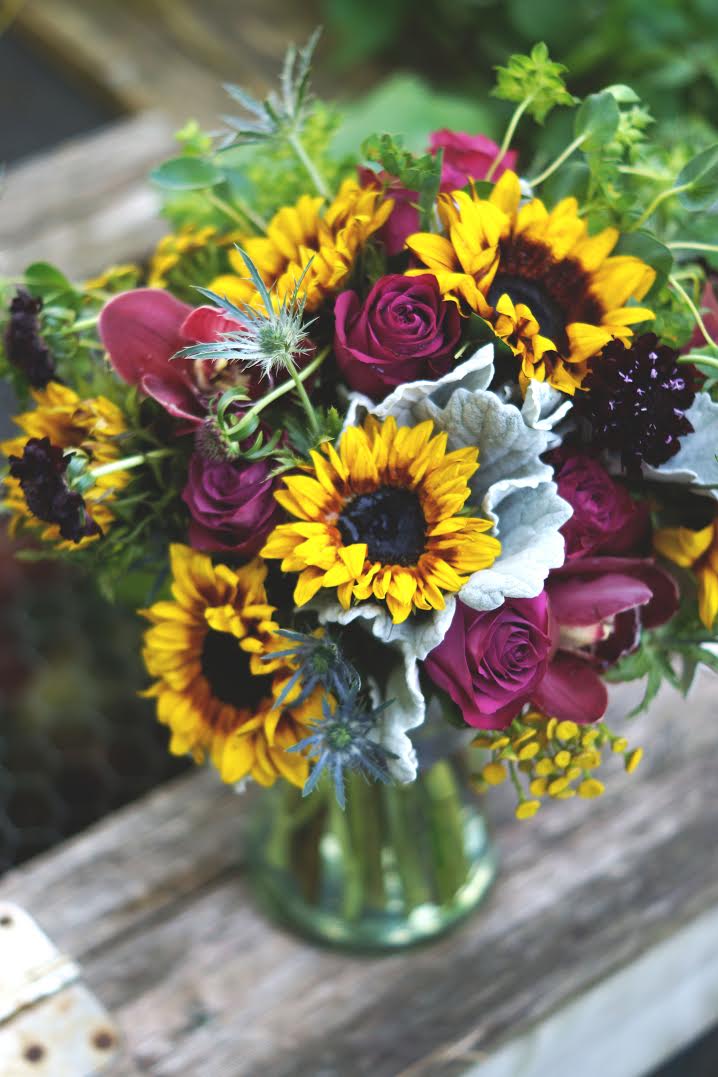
0, 676, 717, 1076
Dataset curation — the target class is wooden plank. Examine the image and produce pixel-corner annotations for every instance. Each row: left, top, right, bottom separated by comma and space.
0, 112, 176, 279
0, 675, 716, 1074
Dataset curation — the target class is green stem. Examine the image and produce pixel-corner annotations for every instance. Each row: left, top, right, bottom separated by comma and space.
422, 760, 469, 903
668, 241, 718, 255
58, 315, 100, 337
225, 345, 328, 438
86, 448, 172, 480
680, 353, 718, 372
382, 782, 432, 910
669, 275, 717, 349
529, 132, 587, 187
206, 190, 268, 234
486, 95, 534, 182
328, 788, 364, 921
631, 182, 692, 231
287, 131, 331, 199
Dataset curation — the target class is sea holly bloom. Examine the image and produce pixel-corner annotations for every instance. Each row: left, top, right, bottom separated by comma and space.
4, 289, 57, 388
429, 129, 517, 190
1, 382, 128, 547
261, 414, 501, 625
141, 545, 319, 787
7, 437, 100, 543
406, 169, 656, 394
333, 274, 461, 398
654, 520, 718, 629
209, 179, 393, 313
577, 334, 698, 474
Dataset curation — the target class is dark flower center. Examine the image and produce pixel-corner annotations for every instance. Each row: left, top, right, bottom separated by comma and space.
200, 629, 269, 710
338, 485, 426, 566
487, 273, 567, 349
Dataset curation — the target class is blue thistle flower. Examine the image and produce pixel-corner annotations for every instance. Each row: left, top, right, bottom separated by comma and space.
265, 628, 360, 708
289, 689, 396, 809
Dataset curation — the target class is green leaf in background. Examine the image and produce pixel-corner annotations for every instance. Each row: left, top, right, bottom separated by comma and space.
541, 159, 591, 205
493, 42, 578, 124
574, 90, 621, 150
676, 143, 718, 211
331, 75, 496, 158
150, 156, 225, 191
614, 231, 673, 293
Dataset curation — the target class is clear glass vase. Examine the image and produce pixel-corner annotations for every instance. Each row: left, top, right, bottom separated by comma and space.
248, 751, 496, 950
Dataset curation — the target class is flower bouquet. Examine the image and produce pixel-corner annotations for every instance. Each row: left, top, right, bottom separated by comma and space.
2, 34, 718, 948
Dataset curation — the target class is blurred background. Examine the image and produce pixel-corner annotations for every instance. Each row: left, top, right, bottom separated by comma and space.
0, 4, 716, 1070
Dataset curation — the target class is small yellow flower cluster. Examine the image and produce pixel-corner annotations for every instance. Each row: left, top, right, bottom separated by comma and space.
472, 711, 643, 821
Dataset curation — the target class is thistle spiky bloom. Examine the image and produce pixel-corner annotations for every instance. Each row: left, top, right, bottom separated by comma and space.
177, 247, 315, 381
1, 383, 128, 548
654, 519, 718, 630
261, 415, 501, 624
140, 545, 320, 787
577, 333, 697, 474
209, 179, 393, 313
406, 170, 656, 395
290, 689, 395, 808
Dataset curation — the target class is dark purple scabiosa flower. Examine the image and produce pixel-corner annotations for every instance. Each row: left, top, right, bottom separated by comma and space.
4, 289, 57, 388
578, 333, 698, 475
7, 437, 100, 543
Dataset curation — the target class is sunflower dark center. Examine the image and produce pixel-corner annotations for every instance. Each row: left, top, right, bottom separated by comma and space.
200, 628, 268, 710
338, 485, 426, 566
487, 273, 567, 349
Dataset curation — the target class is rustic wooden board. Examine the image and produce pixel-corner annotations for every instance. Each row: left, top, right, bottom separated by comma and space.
0, 675, 716, 1076
0, 111, 176, 280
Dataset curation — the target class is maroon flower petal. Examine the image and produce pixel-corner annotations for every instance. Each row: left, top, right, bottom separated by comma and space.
532, 653, 608, 724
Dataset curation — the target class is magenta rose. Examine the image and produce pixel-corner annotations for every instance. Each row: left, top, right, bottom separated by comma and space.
334, 274, 461, 398
555, 454, 650, 560
358, 167, 419, 257
182, 452, 282, 557
424, 595, 552, 729
429, 129, 518, 190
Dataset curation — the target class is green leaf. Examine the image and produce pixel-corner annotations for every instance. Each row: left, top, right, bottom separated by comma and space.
676, 143, 718, 211
574, 91, 620, 151
542, 160, 590, 206
361, 132, 441, 228
333, 75, 494, 158
150, 156, 225, 191
24, 262, 76, 302
604, 84, 641, 105
614, 231, 673, 293
493, 42, 577, 124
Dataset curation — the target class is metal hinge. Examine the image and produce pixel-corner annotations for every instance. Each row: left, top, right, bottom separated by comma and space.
0, 901, 119, 1076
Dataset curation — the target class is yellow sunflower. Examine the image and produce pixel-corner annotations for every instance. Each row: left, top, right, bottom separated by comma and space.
141, 544, 318, 788
261, 415, 501, 625
406, 170, 656, 395
209, 178, 393, 313
147, 224, 244, 289
654, 520, 718, 630
1, 382, 128, 548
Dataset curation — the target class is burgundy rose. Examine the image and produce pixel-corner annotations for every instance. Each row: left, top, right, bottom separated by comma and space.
555, 454, 650, 560
182, 452, 282, 557
99, 290, 267, 426
358, 168, 419, 257
334, 274, 461, 398
429, 129, 518, 190
424, 595, 552, 729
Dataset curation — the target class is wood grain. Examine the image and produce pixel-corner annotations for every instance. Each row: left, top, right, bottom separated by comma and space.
0, 676, 716, 1075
